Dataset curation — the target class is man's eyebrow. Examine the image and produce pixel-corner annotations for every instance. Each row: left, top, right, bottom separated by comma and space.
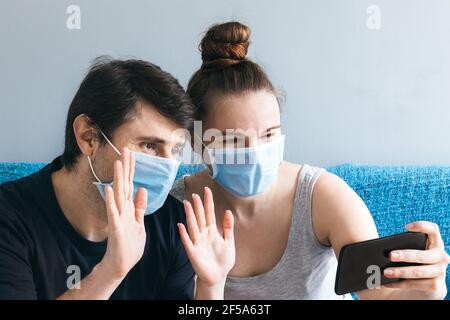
133, 136, 167, 143
134, 135, 186, 145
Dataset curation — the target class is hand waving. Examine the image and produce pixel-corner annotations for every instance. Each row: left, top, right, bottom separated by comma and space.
100, 148, 148, 279
178, 187, 236, 291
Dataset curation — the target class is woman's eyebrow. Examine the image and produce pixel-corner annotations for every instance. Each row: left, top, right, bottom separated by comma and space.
263, 125, 281, 132
218, 125, 281, 135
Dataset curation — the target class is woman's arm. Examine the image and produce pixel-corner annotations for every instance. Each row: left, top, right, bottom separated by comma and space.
312, 172, 449, 300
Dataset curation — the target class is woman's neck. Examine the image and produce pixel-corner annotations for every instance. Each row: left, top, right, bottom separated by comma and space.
187, 162, 299, 224
195, 170, 280, 223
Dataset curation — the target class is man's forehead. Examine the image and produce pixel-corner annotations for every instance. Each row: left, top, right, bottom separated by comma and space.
120, 102, 186, 143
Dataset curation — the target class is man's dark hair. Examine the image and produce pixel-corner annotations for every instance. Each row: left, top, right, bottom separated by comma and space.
62, 56, 195, 169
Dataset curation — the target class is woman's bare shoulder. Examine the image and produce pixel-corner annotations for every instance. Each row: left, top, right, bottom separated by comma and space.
280, 161, 303, 176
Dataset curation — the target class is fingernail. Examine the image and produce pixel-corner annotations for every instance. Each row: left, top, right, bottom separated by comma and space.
406, 223, 415, 229
192, 193, 198, 198
390, 251, 400, 260
384, 269, 394, 276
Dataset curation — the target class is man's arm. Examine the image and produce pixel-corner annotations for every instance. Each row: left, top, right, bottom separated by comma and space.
0, 209, 129, 301
57, 261, 124, 300
0, 211, 37, 300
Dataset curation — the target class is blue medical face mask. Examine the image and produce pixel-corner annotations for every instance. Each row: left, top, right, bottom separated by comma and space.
205, 135, 285, 198
87, 130, 179, 215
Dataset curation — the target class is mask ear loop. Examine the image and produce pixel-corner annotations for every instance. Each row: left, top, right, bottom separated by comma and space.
87, 128, 122, 184
98, 130, 122, 156
193, 134, 215, 176
87, 156, 102, 184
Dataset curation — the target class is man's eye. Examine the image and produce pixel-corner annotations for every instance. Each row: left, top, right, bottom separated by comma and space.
143, 143, 156, 150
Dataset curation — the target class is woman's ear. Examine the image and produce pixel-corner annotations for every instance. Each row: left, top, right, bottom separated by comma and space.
72, 114, 98, 157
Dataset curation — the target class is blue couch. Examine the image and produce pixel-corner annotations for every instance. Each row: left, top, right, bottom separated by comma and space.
0, 162, 449, 299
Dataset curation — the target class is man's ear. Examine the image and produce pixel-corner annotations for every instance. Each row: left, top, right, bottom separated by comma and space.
72, 114, 98, 157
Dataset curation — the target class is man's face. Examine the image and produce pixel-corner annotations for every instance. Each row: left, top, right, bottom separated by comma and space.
91, 100, 186, 183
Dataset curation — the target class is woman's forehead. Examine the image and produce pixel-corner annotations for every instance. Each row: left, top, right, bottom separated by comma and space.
205, 90, 280, 130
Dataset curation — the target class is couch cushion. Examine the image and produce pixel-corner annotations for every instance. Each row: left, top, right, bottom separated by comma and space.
0, 162, 449, 299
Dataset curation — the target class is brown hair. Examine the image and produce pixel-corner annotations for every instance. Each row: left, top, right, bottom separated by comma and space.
187, 21, 278, 120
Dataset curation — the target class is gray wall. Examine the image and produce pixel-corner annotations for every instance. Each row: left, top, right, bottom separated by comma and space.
1, 0, 449, 166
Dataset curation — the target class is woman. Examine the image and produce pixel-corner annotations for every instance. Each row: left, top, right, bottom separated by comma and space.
174, 22, 449, 299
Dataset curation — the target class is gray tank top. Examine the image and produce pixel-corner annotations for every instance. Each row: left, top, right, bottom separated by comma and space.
170, 164, 352, 300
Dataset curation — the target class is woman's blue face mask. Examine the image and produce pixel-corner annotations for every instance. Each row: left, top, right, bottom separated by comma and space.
205, 135, 285, 198
87, 130, 179, 215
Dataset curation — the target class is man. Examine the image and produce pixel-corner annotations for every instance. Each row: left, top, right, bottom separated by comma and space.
0, 57, 197, 299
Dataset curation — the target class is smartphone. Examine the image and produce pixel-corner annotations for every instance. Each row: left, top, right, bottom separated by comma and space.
334, 231, 428, 295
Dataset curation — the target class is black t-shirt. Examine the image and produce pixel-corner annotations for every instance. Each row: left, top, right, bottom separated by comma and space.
0, 157, 194, 300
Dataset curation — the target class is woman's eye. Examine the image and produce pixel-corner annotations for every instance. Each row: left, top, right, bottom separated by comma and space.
262, 132, 274, 141
228, 136, 244, 146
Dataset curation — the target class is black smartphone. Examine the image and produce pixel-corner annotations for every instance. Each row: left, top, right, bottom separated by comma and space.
334, 231, 428, 295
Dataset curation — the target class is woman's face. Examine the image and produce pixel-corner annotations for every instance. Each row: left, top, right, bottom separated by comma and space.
202, 90, 281, 149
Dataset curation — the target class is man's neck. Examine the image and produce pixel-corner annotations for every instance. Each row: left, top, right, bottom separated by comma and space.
51, 163, 109, 242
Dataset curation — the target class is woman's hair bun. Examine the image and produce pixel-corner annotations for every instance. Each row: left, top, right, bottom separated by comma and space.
200, 21, 251, 68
